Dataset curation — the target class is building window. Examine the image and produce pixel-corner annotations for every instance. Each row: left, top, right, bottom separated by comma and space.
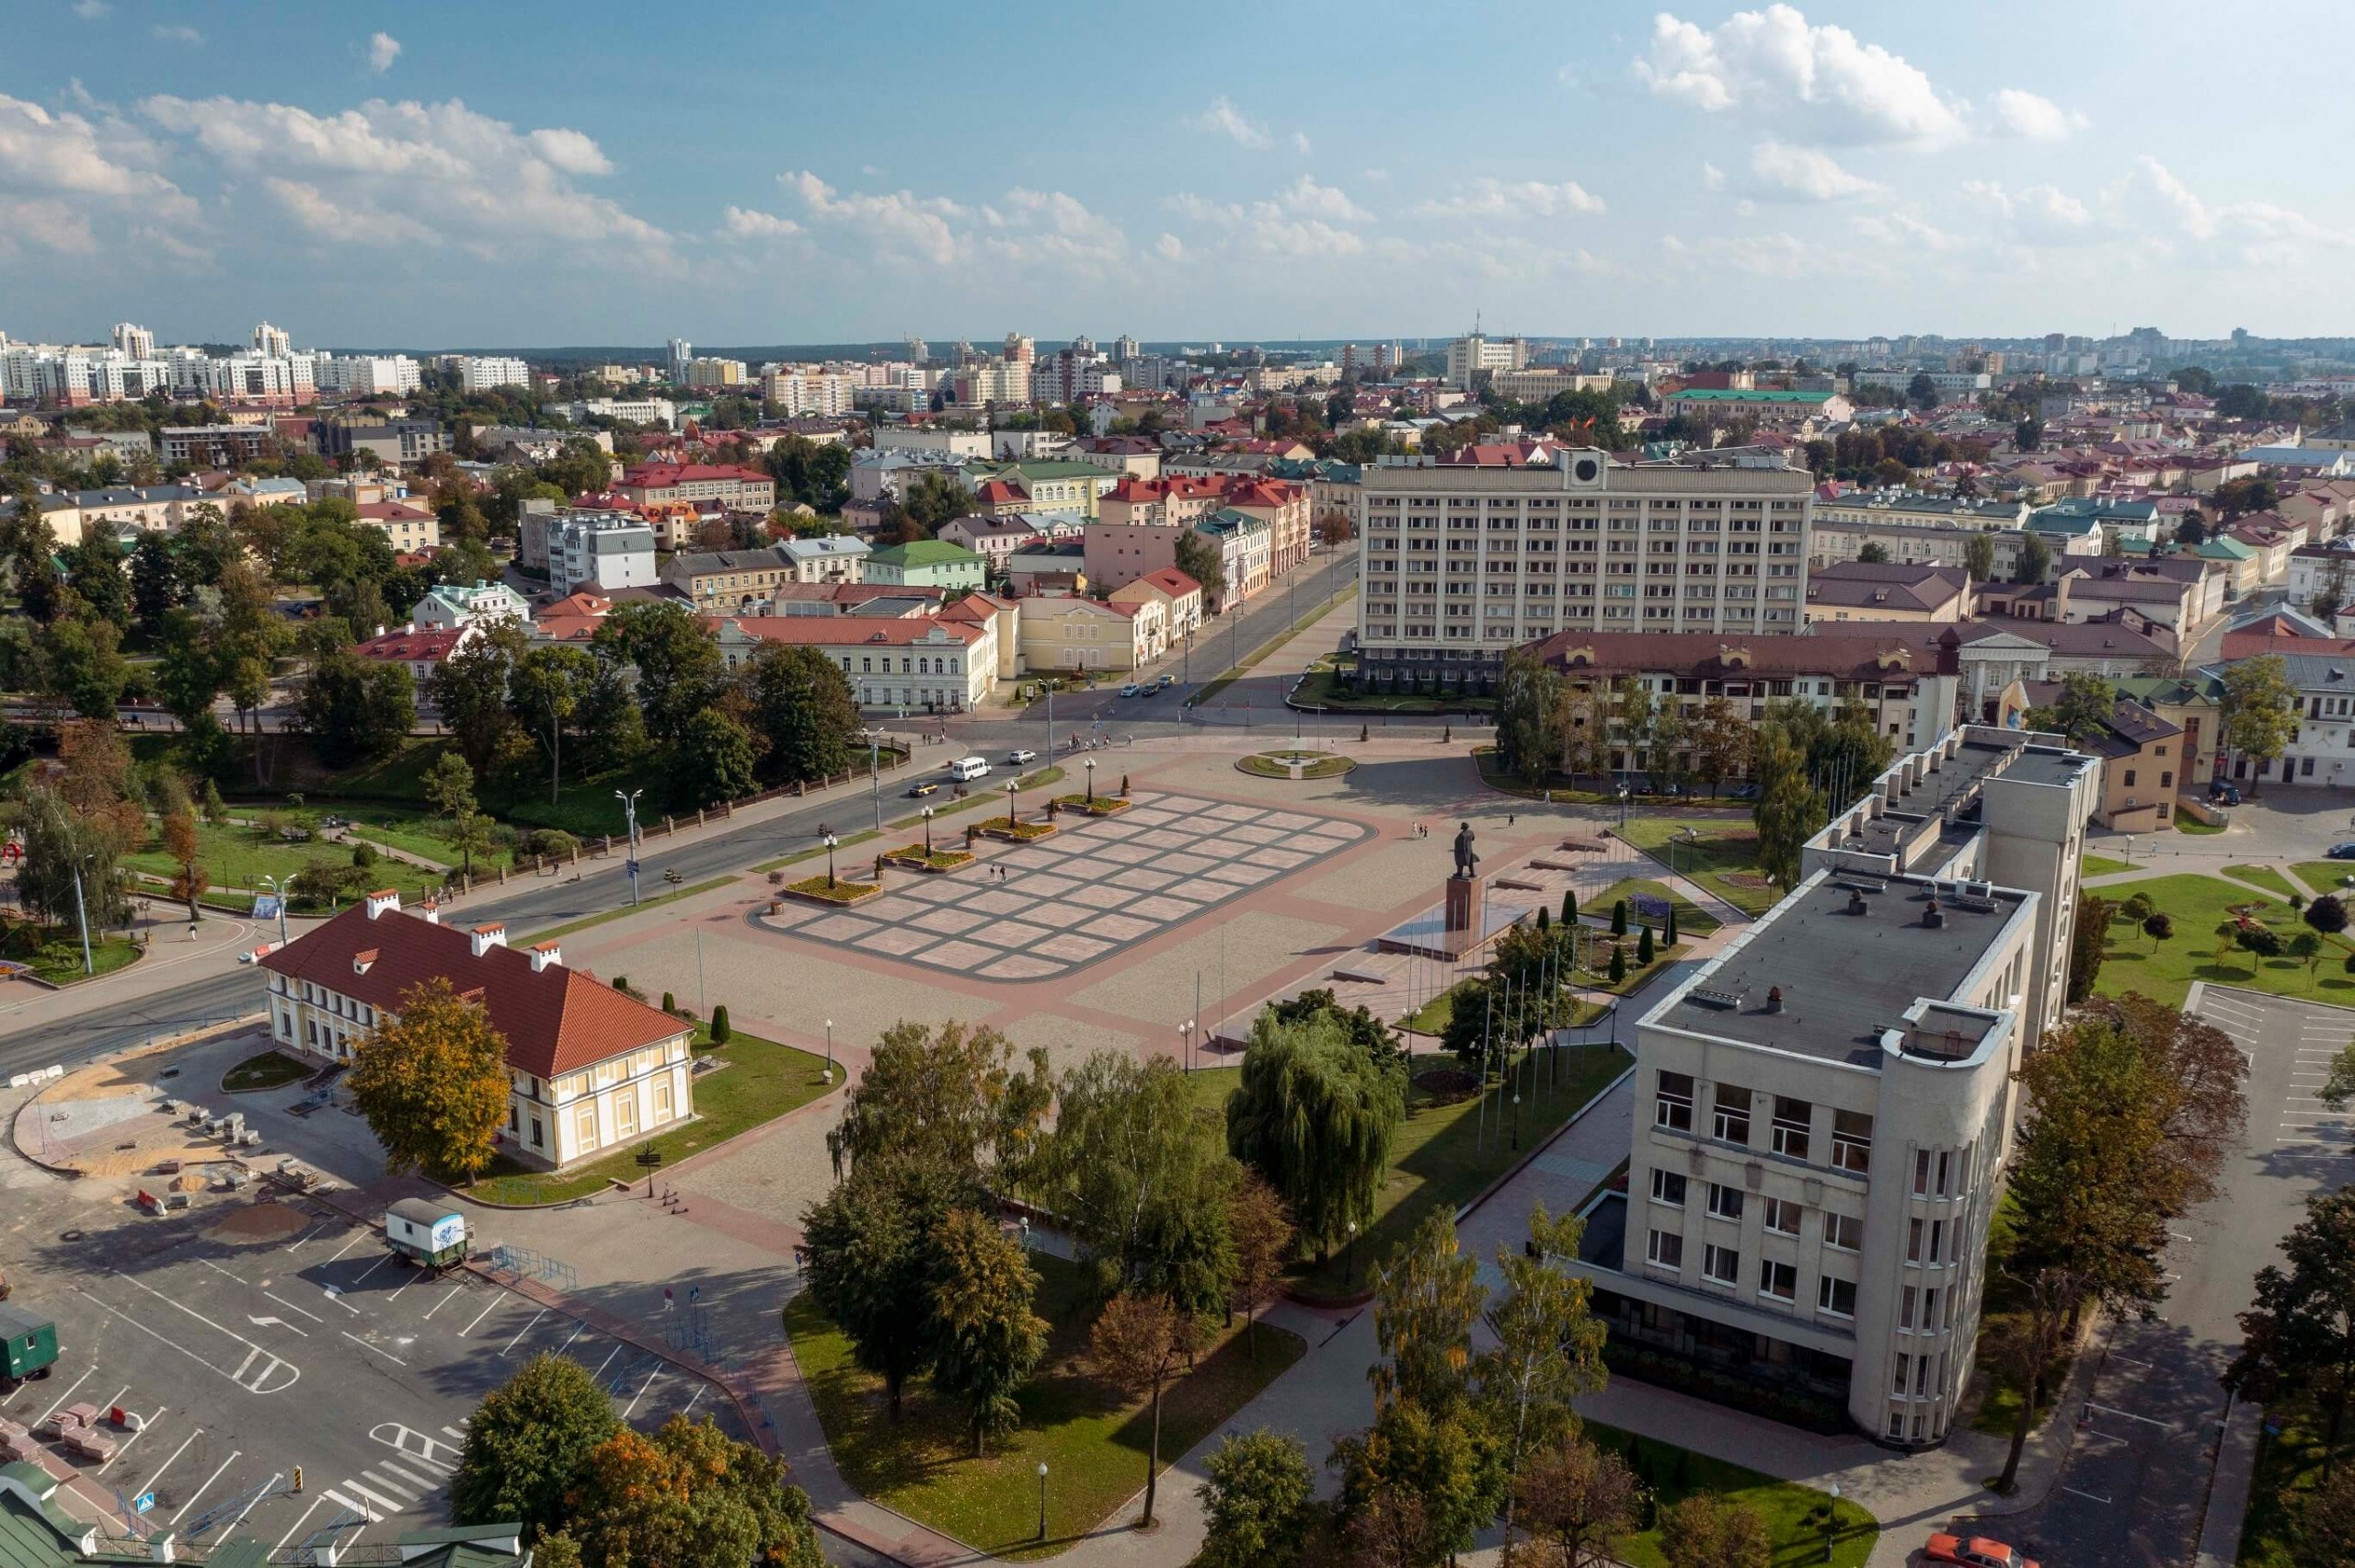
1702, 1244, 1740, 1287
1913, 1149, 1933, 1196
1647, 1229, 1684, 1269
1713, 1084, 1752, 1144
530, 1116, 543, 1148
1759, 1259, 1798, 1301
1908, 1218, 1925, 1263
1924, 1286, 1943, 1328
1655, 1070, 1694, 1131
1832, 1110, 1874, 1173
1706, 1183, 1745, 1221
1901, 1284, 1919, 1329
1893, 1353, 1913, 1396
1818, 1276, 1857, 1318
1771, 1096, 1812, 1161
1763, 1196, 1802, 1235
1651, 1169, 1687, 1207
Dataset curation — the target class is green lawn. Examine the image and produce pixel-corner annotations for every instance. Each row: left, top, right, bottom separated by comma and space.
467, 1024, 833, 1205
18, 933, 140, 985
1397, 979, 1606, 1038
2176, 816, 2228, 836
1582, 876, 1722, 938
124, 818, 447, 910
2295, 861, 2355, 898
2223, 864, 2300, 901
787, 1250, 1304, 1559
287, 738, 667, 839
2237, 1392, 2338, 1568
2091, 874, 2355, 1008
223, 1049, 314, 1093
1586, 1423, 1877, 1568
2080, 853, 2139, 877
1618, 816, 1781, 916
1189, 1044, 1633, 1302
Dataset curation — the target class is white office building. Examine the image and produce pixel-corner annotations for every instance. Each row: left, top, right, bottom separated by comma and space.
1444, 331, 1527, 390
551, 512, 658, 592
455, 356, 532, 393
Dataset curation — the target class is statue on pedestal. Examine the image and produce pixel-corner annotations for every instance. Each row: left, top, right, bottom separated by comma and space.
1452, 820, 1479, 881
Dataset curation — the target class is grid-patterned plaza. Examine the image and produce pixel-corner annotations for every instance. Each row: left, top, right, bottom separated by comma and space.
754, 791, 1369, 980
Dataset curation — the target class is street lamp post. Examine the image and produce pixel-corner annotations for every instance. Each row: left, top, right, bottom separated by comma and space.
257, 874, 290, 947
1037, 1461, 1050, 1540
69, 855, 94, 976
823, 832, 839, 889
615, 788, 644, 907
1179, 1019, 1194, 1071
823, 1018, 833, 1081
922, 806, 935, 856
1005, 779, 1017, 830
1345, 1219, 1359, 1287
1511, 1091, 1522, 1151
1823, 1482, 1840, 1561
870, 738, 883, 834
1085, 758, 1097, 804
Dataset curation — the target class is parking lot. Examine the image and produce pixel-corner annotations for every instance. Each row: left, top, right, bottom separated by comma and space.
3, 1188, 740, 1558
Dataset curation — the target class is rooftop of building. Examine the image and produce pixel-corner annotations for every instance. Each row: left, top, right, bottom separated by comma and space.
1660, 875, 2025, 1068
1805, 560, 1970, 612
867, 539, 983, 567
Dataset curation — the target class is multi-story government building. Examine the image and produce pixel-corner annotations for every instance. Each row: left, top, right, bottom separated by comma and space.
1355, 448, 1814, 695
1570, 726, 2100, 1447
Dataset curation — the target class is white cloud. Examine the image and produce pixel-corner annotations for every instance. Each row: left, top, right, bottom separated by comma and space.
1746, 139, 1881, 201
71, 0, 109, 17
1701, 161, 1725, 190
265, 177, 440, 246
782, 170, 968, 266
720, 205, 803, 240
775, 174, 1126, 273
2104, 156, 2349, 259
0, 93, 186, 204
1849, 207, 1964, 253
1166, 190, 1366, 258
142, 95, 666, 258
1635, 6, 1965, 145
1291, 131, 1312, 155
1961, 178, 2091, 236
366, 31, 401, 74
1280, 175, 1372, 223
152, 23, 201, 43
1416, 177, 1604, 221
1187, 97, 1271, 150
1991, 88, 2083, 142
1660, 229, 1809, 278
0, 197, 98, 254
1155, 232, 1184, 260
982, 188, 1127, 270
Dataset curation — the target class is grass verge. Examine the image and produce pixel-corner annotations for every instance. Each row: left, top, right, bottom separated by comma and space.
1617, 815, 1781, 916
523, 876, 738, 943
2080, 853, 2140, 877
2224, 864, 2300, 900
2176, 816, 2228, 836
2092, 873, 2355, 1008
19, 933, 141, 985
467, 1024, 833, 1206
1585, 1423, 1877, 1568
222, 1049, 314, 1093
2237, 1392, 2338, 1568
787, 1250, 1304, 1559
2294, 861, 2355, 898
1236, 751, 1355, 780
1397, 979, 1608, 1038
1582, 876, 1722, 939
1189, 1044, 1632, 1302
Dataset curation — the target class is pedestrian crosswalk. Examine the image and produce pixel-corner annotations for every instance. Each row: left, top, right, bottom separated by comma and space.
325, 1423, 465, 1523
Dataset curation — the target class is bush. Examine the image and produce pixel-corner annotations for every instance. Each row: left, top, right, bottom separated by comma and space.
1637, 925, 1655, 965
710, 1004, 731, 1044
1609, 944, 1627, 983
351, 841, 379, 869
529, 829, 579, 861
661, 990, 677, 1013
1611, 898, 1629, 935
2120, 890, 2156, 923
2238, 925, 2285, 958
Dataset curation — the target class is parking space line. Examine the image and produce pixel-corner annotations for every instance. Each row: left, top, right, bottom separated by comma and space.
142, 1425, 204, 1494
168, 1450, 240, 1524
272, 1496, 327, 1552
198, 1258, 252, 1288
591, 1343, 623, 1379
96, 1403, 166, 1472
98, 1384, 130, 1419
359, 1470, 419, 1505
282, 1224, 326, 1253
500, 1309, 547, 1356
319, 1286, 362, 1316
376, 1459, 440, 1490
33, 1367, 94, 1424
109, 1271, 301, 1394
324, 1487, 377, 1522
557, 1321, 587, 1355
341, 1331, 407, 1367
264, 1291, 326, 1324
624, 1368, 660, 1420
459, 1297, 502, 1336
350, 1254, 394, 1288
326, 1230, 368, 1263
342, 1479, 407, 1516
225, 1471, 281, 1531
681, 1383, 706, 1419
2062, 1485, 2114, 1505
420, 1283, 467, 1322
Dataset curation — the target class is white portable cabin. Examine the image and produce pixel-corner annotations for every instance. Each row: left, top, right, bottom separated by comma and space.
385, 1197, 469, 1265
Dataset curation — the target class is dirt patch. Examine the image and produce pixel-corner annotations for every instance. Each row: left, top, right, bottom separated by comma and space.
169, 1173, 207, 1193
205, 1201, 312, 1244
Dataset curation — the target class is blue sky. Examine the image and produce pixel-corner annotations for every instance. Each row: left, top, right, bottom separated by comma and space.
6, 0, 2350, 348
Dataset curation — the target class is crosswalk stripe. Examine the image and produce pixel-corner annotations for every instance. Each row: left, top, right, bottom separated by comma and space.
400, 1450, 457, 1475
377, 1459, 442, 1490
324, 1488, 374, 1519
442, 1424, 467, 1439
347, 1478, 411, 1514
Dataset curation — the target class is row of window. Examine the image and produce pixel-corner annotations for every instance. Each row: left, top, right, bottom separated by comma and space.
1642, 1230, 1857, 1316
1649, 1169, 1865, 1248
1653, 1073, 1875, 1173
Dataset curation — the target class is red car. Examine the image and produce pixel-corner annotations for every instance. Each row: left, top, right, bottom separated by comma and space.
1925, 1533, 2040, 1568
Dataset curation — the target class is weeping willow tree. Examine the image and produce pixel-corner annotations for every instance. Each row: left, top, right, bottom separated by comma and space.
1226, 1011, 1407, 1261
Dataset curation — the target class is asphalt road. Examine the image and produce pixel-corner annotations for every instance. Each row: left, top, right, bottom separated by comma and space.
1957, 985, 2355, 1566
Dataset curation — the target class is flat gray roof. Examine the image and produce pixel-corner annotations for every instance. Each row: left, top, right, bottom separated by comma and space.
2002, 747, 2096, 788
1663, 877, 2023, 1068
1890, 738, 2017, 820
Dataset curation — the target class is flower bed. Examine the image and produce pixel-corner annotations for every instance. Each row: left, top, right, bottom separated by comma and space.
781, 874, 883, 906
975, 820, 1058, 842
1051, 794, 1132, 816
879, 845, 974, 873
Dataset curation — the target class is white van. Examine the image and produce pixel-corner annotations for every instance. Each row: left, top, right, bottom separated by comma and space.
948, 755, 992, 782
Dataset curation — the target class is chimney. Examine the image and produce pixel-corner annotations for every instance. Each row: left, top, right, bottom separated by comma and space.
363, 888, 401, 921
528, 940, 561, 973
470, 922, 508, 957
419, 898, 442, 925
1923, 893, 1946, 930
1847, 889, 1868, 916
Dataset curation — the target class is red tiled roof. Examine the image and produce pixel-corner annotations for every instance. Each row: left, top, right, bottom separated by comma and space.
1137, 567, 1201, 598
258, 902, 685, 1077
713, 615, 985, 647
355, 625, 465, 662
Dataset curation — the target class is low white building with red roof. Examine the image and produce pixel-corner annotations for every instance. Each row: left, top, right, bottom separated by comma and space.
615, 462, 775, 512
710, 612, 995, 712
353, 623, 474, 696
258, 890, 694, 1170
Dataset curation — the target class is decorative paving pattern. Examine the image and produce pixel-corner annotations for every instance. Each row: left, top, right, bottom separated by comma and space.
754, 791, 1368, 980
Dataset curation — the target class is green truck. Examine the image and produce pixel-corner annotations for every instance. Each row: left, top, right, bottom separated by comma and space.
0, 1300, 59, 1381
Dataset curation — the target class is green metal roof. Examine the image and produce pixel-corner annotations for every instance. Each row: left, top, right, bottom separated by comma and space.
868, 540, 982, 567
976, 459, 1120, 481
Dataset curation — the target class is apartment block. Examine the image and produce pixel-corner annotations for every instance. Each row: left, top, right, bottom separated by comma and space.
1357, 449, 1813, 694
1572, 727, 2099, 1447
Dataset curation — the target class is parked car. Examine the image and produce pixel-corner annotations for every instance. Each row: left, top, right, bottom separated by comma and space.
1008, 748, 1038, 764
1154, 672, 1176, 689
1120, 682, 1143, 697
2327, 841, 2355, 860
2209, 781, 2242, 805
1728, 782, 1762, 799
1924, 1534, 2039, 1568
904, 781, 941, 798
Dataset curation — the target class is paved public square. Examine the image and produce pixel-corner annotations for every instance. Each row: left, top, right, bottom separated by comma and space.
755, 790, 1369, 980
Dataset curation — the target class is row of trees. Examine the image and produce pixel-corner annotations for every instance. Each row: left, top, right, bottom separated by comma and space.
1493, 650, 1753, 795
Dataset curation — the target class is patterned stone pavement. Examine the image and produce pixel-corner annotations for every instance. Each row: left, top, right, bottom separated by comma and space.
752, 790, 1368, 980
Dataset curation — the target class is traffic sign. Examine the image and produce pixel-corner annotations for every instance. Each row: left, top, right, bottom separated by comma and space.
625, 859, 640, 876
134, 1493, 155, 1515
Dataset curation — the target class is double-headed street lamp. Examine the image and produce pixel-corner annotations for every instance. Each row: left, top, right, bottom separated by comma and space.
1005, 779, 1018, 830
823, 832, 839, 889
922, 805, 936, 856
256, 873, 291, 947
615, 788, 644, 906
1085, 758, 1097, 805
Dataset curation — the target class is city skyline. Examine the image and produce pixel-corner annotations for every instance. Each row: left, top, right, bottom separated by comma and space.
6, 0, 2351, 345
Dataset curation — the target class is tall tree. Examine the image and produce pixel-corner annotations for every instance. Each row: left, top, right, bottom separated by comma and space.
507, 643, 594, 806
1660, 1494, 1772, 1568
925, 1207, 1048, 1455
129, 532, 182, 635
1175, 528, 1226, 600
14, 785, 132, 930
563, 1414, 824, 1568
667, 705, 760, 807
743, 642, 859, 785
162, 807, 207, 921
799, 1162, 966, 1421
35, 616, 132, 717
451, 1354, 620, 1540
1514, 1435, 1642, 1568
2028, 672, 2119, 747
1330, 1396, 1506, 1567
1477, 1205, 1609, 1562
1087, 1293, 1196, 1528
825, 1019, 1051, 1191
1963, 529, 1996, 583
2012, 531, 2053, 584
2221, 655, 2300, 791
1495, 647, 1562, 783
1369, 1209, 1486, 1416
1226, 1169, 1295, 1361
2068, 892, 2114, 1001
428, 623, 524, 773
1684, 695, 1748, 796
594, 601, 723, 747
1196, 1429, 1316, 1568
1226, 1009, 1406, 1259
1750, 725, 1822, 889
347, 978, 513, 1182
2225, 1186, 2355, 1454
295, 646, 416, 765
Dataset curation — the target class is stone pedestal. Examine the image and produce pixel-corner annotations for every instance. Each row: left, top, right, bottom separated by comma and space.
1444, 873, 1485, 937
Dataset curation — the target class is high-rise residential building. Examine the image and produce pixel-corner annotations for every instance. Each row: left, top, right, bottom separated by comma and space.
317, 354, 424, 396
1443, 331, 1525, 390
1003, 332, 1035, 364
111, 323, 155, 359
251, 322, 293, 358
1355, 449, 1812, 694
1576, 726, 2098, 1448
904, 336, 928, 366
683, 357, 747, 388
667, 338, 693, 382
456, 356, 532, 393
1114, 335, 1141, 363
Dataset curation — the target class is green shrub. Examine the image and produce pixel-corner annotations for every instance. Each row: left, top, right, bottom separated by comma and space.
709, 1004, 731, 1043
661, 990, 676, 1013
351, 841, 379, 869
1612, 898, 1628, 935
